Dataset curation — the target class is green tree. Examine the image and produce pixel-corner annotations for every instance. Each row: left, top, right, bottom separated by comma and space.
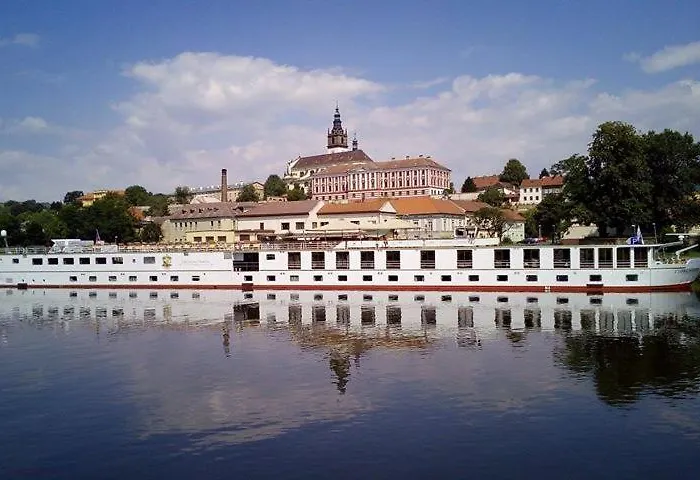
461, 177, 477, 193
539, 168, 549, 179
477, 187, 506, 207
472, 206, 507, 240
643, 129, 700, 232
147, 194, 170, 216
63, 191, 84, 205
533, 193, 572, 242
24, 210, 67, 241
174, 186, 192, 205
587, 121, 652, 236
263, 174, 288, 198
286, 184, 308, 201
443, 182, 455, 196
125, 185, 151, 206
499, 158, 529, 185
140, 222, 163, 243
86, 194, 137, 243
237, 184, 260, 202
57, 203, 87, 238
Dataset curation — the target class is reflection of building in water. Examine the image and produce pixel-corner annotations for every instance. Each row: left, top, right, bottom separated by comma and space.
329, 351, 351, 394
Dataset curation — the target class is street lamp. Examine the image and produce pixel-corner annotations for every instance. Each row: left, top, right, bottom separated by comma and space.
1, 229, 7, 249
653, 223, 658, 244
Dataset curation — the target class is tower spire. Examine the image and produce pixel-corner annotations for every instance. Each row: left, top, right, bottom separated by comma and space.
352, 131, 358, 151
327, 104, 348, 153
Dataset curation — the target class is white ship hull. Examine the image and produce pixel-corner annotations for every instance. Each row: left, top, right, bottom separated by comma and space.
2, 241, 699, 293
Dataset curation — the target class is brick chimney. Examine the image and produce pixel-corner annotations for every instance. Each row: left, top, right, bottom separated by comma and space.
221, 169, 228, 202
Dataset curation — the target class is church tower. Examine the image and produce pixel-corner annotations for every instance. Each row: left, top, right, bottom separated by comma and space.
327, 106, 349, 153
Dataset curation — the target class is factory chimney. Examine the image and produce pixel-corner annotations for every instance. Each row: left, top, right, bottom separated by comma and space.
221, 169, 228, 202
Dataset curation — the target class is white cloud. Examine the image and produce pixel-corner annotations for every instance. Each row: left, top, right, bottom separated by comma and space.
631, 40, 700, 73
1, 52, 700, 201
0, 33, 40, 48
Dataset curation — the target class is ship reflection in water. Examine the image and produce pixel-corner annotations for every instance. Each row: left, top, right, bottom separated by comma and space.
1, 288, 700, 478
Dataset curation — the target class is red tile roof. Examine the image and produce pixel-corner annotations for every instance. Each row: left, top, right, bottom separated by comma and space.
293, 150, 373, 170
520, 176, 565, 188
237, 199, 321, 217
471, 175, 502, 190
449, 200, 490, 213
316, 156, 449, 176
390, 196, 464, 216
318, 199, 392, 215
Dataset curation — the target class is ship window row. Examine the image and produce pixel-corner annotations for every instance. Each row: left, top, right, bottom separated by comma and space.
284, 247, 649, 270
26, 256, 132, 266
66, 274, 198, 282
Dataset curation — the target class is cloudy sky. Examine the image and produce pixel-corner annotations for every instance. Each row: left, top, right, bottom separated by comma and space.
1, 0, 699, 201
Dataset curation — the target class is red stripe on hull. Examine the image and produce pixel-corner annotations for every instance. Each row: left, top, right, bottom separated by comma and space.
12, 282, 694, 293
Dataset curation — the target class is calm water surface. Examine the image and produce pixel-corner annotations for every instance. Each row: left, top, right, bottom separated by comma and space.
1, 289, 700, 479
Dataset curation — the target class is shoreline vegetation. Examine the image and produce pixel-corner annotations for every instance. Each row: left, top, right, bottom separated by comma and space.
1, 120, 700, 248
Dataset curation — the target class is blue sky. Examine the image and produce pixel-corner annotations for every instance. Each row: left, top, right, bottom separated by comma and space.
1, 0, 700, 201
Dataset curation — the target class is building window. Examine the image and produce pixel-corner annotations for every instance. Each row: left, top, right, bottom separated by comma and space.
266, 254, 275, 260
457, 249, 472, 268
259, 222, 264, 230
468, 275, 480, 281
626, 274, 638, 282
108, 276, 117, 282
589, 274, 602, 282
48, 258, 58, 265
617, 247, 631, 268
63, 257, 74, 265
112, 257, 124, 264
363, 275, 372, 282
281, 222, 290, 230
388, 275, 398, 282
556, 275, 569, 282
32, 258, 43, 265
96, 257, 107, 265
144, 257, 156, 264
497, 275, 508, 282
267, 275, 276, 282
441, 275, 452, 282
414, 275, 424, 282
295, 222, 304, 230
526, 275, 538, 282
170, 276, 179, 281
80, 257, 90, 265
129, 276, 137, 282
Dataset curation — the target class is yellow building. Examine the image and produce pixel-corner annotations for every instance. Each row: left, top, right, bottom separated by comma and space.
78, 189, 126, 207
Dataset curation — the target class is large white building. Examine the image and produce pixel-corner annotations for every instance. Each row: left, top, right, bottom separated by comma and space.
284, 107, 373, 192
519, 176, 565, 205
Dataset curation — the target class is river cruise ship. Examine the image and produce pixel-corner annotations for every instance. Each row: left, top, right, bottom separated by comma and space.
1, 238, 698, 293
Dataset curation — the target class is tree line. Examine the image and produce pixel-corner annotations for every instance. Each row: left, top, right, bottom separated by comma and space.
1, 175, 310, 247
457, 122, 700, 241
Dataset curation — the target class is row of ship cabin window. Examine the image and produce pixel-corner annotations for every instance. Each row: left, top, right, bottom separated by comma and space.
68, 275, 199, 282
254, 273, 639, 283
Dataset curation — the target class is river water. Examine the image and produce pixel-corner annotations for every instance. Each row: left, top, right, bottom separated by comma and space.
1, 288, 700, 479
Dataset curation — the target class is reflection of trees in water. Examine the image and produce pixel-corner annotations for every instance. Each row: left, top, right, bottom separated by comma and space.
555, 314, 700, 406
